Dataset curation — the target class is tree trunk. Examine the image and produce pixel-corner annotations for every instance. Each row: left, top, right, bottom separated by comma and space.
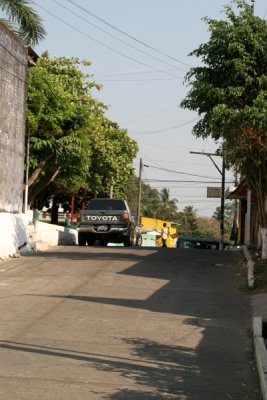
51, 195, 59, 225
27, 155, 53, 188
28, 167, 60, 206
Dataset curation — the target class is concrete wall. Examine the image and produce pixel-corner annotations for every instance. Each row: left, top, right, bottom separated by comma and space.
31, 221, 78, 249
0, 24, 29, 259
0, 23, 27, 213
0, 213, 29, 259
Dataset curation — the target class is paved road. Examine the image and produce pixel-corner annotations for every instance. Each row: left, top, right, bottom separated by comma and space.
0, 247, 261, 399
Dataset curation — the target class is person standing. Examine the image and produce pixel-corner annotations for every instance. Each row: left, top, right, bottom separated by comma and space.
161, 222, 169, 247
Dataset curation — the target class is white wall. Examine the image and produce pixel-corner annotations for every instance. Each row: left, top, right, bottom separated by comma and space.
0, 213, 29, 259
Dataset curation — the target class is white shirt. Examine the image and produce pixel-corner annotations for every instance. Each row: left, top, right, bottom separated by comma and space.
161, 227, 169, 240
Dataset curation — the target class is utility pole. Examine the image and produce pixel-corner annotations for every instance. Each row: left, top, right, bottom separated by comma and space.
137, 158, 142, 225
190, 151, 225, 250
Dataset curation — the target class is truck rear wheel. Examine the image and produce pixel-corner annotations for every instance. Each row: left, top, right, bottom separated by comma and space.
78, 232, 87, 246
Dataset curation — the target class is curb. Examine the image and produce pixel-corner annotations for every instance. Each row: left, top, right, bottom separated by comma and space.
253, 317, 267, 400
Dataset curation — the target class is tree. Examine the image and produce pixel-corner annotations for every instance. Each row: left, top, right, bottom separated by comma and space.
197, 216, 220, 238
181, 0, 267, 257
26, 55, 97, 207
179, 206, 199, 236
87, 119, 138, 199
26, 54, 138, 215
0, 0, 46, 45
156, 188, 178, 221
213, 201, 236, 240
125, 176, 160, 218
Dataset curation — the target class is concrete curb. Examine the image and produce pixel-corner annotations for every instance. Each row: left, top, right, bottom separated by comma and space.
253, 317, 267, 400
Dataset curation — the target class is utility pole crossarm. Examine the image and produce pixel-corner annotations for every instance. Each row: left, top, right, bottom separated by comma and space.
189, 151, 222, 175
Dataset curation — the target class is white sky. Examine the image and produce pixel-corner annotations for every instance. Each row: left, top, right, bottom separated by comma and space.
32, 0, 267, 216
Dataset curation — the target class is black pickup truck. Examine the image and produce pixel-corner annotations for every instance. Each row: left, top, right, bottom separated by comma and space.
77, 198, 139, 246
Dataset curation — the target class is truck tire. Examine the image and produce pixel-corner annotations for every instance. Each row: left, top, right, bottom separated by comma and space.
124, 234, 134, 247
123, 237, 131, 246
136, 235, 143, 246
78, 232, 87, 246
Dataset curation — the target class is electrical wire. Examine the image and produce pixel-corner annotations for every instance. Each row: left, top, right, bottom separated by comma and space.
131, 117, 200, 135
145, 179, 233, 183
0, 42, 27, 67
0, 63, 26, 84
123, 104, 179, 125
36, 3, 183, 79
53, 0, 186, 75
113, 83, 180, 107
66, 0, 192, 69
144, 164, 221, 180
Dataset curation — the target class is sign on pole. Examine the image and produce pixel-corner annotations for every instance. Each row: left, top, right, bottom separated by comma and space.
207, 187, 222, 198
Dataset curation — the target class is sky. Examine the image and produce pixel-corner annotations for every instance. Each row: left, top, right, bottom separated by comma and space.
32, 0, 267, 217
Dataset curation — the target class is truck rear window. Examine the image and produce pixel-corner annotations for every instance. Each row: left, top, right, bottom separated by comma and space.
87, 199, 126, 211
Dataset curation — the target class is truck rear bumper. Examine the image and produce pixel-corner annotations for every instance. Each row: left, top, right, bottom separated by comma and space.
77, 226, 128, 235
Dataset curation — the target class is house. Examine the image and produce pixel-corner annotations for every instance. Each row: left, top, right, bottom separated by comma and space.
226, 182, 258, 246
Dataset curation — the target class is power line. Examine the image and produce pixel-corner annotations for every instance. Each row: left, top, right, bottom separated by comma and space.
98, 77, 180, 82
95, 66, 180, 77
123, 104, 179, 125
114, 83, 180, 107
144, 164, 221, 179
145, 179, 233, 183
132, 117, 200, 135
36, 3, 182, 79
54, 0, 185, 75
66, 0, 192, 69
0, 42, 27, 67
0, 63, 26, 84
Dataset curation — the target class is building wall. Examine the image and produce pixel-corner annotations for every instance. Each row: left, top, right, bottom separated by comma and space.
140, 216, 177, 247
0, 23, 27, 213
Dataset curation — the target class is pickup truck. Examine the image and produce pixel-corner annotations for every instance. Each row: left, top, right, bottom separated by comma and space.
77, 198, 138, 246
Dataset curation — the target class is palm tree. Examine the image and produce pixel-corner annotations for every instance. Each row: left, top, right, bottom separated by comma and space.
157, 188, 178, 221
0, 0, 46, 46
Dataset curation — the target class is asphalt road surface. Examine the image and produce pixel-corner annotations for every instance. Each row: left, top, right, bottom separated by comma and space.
0, 246, 261, 399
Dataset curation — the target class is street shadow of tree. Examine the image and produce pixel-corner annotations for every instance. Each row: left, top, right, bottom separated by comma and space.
93, 338, 195, 400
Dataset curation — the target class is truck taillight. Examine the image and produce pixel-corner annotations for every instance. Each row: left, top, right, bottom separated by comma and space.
123, 212, 129, 222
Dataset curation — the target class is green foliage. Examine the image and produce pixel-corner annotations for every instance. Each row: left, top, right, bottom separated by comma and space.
197, 216, 220, 238
125, 178, 178, 221
88, 120, 138, 198
178, 206, 199, 236
181, 0, 267, 226
156, 188, 178, 221
213, 201, 237, 238
26, 54, 138, 209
